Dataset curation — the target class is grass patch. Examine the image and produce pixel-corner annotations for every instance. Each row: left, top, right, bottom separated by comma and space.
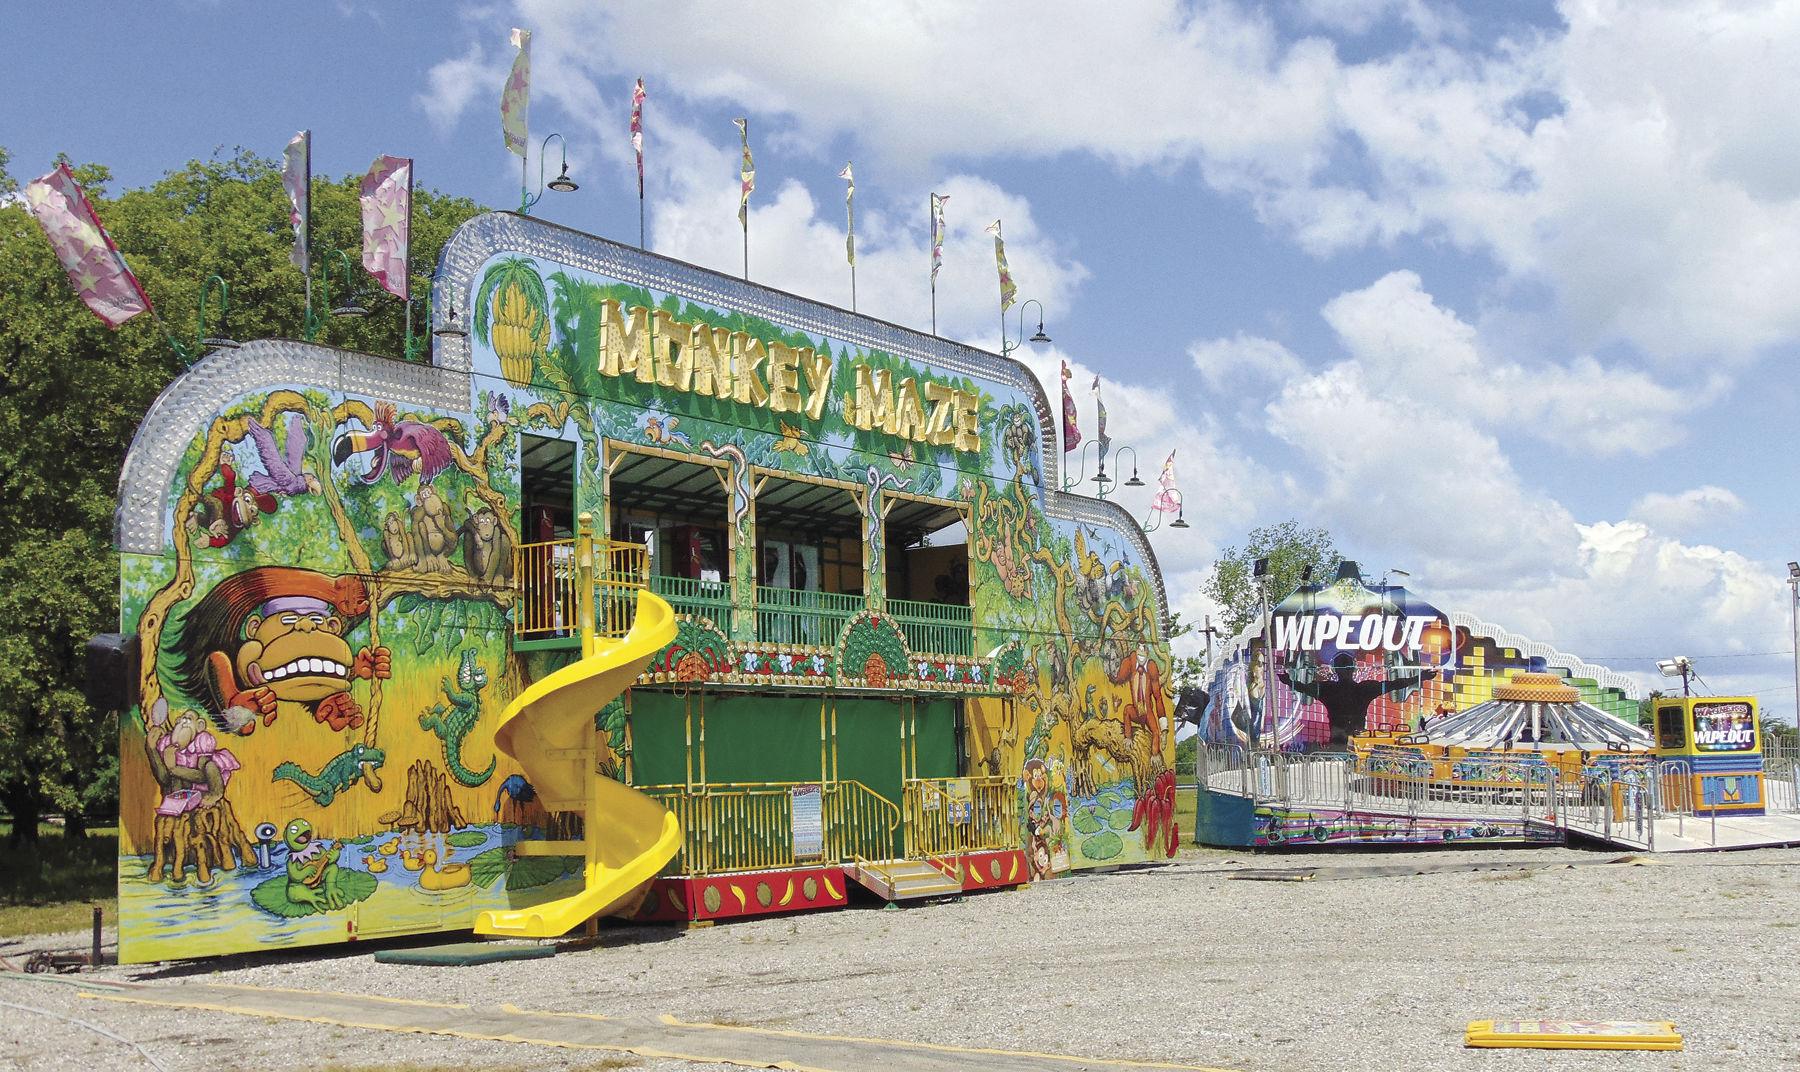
1174, 787, 1197, 844
0, 820, 118, 937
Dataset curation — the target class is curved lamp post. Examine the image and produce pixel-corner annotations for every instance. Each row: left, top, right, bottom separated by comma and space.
169, 274, 238, 365
1063, 440, 1107, 494
303, 249, 367, 342
521, 133, 578, 215
1142, 488, 1189, 533
1111, 446, 1148, 493
999, 298, 1050, 358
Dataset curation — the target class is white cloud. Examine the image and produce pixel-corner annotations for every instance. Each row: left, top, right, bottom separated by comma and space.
1437, 521, 1789, 698
1189, 333, 1305, 392
1265, 361, 1581, 586
414, 3, 1800, 361
1319, 270, 1717, 456
1294, 0, 1463, 40
1246, 278, 1784, 695
1628, 486, 1745, 535
417, 39, 502, 134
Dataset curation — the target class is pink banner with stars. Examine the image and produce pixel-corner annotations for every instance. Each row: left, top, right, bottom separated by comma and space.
359, 155, 411, 301
23, 163, 151, 328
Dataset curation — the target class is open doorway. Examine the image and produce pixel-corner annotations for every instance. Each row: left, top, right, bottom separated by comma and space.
521, 435, 575, 542
606, 445, 732, 624
519, 435, 576, 637
884, 494, 971, 657
752, 472, 864, 646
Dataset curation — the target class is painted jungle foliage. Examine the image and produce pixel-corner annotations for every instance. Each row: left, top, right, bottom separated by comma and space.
116, 229, 1172, 961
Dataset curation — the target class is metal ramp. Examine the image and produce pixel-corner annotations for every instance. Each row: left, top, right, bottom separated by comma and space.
845, 858, 962, 901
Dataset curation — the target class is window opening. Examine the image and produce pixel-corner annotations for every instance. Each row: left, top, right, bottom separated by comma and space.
607, 446, 731, 624
753, 473, 864, 645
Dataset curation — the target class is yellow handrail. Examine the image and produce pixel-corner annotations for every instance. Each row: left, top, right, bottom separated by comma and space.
635, 778, 901, 876
903, 776, 1018, 858
513, 527, 648, 642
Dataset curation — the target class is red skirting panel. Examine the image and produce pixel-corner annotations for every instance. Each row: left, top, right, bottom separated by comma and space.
956, 849, 1028, 892
632, 866, 850, 923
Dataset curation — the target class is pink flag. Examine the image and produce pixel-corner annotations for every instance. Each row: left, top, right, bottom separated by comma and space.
359, 155, 411, 300
502, 28, 530, 157
1060, 360, 1081, 452
930, 193, 948, 281
282, 131, 310, 272
631, 78, 647, 197
1151, 450, 1182, 513
23, 164, 151, 328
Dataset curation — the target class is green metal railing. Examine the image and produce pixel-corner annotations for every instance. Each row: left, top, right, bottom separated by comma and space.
754, 585, 863, 646
650, 573, 734, 627
885, 598, 974, 657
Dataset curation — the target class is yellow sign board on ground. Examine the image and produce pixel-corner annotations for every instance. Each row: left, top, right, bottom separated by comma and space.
1465, 1020, 1683, 1050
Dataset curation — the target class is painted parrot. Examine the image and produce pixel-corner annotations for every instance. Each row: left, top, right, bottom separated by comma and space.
332, 401, 455, 486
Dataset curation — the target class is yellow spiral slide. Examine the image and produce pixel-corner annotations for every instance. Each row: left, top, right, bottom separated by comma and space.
474, 589, 680, 937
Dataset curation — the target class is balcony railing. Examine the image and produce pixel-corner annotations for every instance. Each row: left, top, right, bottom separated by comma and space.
754, 585, 862, 647
885, 598, 974, 657
513, 525, 647, 642
638, 779, 901, 875
649, 574, 734, 626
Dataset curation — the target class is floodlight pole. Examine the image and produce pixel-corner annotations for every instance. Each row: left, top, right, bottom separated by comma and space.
1789, 563, 1800, 729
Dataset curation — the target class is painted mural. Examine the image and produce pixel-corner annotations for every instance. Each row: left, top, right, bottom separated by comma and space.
1198, 564, 1636, 753
115, 217, 1174, 962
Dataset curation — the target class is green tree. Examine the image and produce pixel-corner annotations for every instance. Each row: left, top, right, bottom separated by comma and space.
0, 148, 482, 845
1173, 733, 1197, 777
1203, 521, 1339, 635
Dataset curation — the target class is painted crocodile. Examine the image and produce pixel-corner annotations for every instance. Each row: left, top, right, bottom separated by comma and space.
421, 648, 495, 787
272, 743, 385, 807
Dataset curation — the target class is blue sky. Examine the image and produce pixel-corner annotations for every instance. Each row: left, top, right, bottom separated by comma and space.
7, 1, 1798, 706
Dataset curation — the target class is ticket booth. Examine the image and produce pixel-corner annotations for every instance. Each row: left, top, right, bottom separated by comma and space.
1654, 696, 1765, 815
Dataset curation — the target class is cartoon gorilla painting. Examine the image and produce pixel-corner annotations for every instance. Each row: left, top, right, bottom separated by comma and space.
168, 566, 392, 735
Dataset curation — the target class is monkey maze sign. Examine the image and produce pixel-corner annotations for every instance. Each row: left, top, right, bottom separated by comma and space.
594, 298, 983, 453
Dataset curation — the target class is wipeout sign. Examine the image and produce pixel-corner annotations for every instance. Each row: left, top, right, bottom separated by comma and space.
1271, 613, 1439, 653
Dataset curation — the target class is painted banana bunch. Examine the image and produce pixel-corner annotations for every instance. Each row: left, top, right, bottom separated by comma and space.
474, 257, 551, 387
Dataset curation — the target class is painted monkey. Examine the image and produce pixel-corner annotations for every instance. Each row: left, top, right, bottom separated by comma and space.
169, 566, 392, 735
457, 504, 514, 586
409, 485, 456, 574
185, 463, 276, 547
379, 511, 416, 571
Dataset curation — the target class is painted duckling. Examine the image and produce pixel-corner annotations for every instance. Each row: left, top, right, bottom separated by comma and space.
417, 848, 472, 891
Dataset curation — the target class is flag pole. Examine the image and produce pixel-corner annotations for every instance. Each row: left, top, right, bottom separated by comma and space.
302, 132, 312, 324
404, 159, 414, 357
640, 190, 646, 250
930, 196, 937, 335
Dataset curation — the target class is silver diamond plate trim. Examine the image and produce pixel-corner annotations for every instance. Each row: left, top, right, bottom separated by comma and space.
115, 339, 472, 554
432, 212, 1166, 621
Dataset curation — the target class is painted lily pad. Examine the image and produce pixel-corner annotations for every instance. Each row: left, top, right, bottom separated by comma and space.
447, 830, 488, 848
249, 869, 377, 918
469, 846, 508, 889
507, 855, 577, 891
1105, 807, 1136, 831
1071, 809, 1104, 835
1080, 830, 1123, 861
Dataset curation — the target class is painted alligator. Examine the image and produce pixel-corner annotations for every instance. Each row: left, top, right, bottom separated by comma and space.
420, 648, 495, 787
272, 743, 385, 807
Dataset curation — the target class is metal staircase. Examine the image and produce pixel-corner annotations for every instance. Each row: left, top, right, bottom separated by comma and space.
845, 857, 962, 901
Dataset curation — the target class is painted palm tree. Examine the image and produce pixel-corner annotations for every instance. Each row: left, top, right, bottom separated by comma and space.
474, 257, 550, 387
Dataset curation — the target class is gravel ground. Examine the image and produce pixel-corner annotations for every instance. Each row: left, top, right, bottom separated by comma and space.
3, 843, 1798, 1072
